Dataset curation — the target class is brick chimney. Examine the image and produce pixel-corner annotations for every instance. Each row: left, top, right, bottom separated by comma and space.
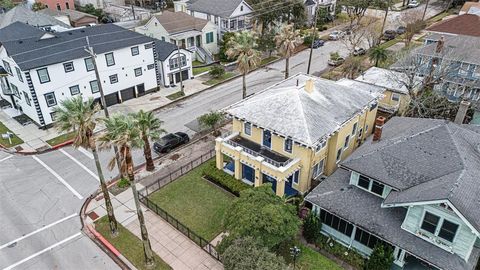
373, 116, 386, 141
304, 79, 315, 93
454, 100, 470, 124
435, 36, 444, 53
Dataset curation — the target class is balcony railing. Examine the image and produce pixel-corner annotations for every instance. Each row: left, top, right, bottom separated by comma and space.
224, 138, 293, 168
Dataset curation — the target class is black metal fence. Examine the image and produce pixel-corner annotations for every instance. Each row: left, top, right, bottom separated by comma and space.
137, 149, 220, 260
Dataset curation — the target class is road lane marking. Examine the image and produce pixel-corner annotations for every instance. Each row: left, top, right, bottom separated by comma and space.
2, 232, 82, 270
0, 213, 78, 250
32, 155, 83, 199
0, 155, 12, 163
59, 149, 99, 182
78, 147, 94, 159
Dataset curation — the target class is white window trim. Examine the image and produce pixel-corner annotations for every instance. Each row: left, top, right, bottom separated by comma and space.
418, 210, 460, 245
312, 159, 325, 179
243, 122, 252, 136
391, 93, 401, 103
284, 138, 293, 154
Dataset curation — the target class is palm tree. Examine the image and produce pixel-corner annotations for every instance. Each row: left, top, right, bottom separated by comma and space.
99, 114, 155, 267
132, 110, 165, 172
226, 31, 261, 99
275, 24, 303, 79
369, 46, 388, 67
54, 96, 118, 236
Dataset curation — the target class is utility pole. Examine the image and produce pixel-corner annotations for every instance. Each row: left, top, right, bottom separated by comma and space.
84, 37, 123, 177
422, 0, 430, 20
176, 44, 184, 94
307, 4, 318, 74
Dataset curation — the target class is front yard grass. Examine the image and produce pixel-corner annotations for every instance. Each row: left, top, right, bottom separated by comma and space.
95, 216, 171, 270
260, 56, 279, 66
0, 121, 23, 147
203, 72, 236, 86
148, 160, 234, 241
46, 131, 76, 146
193, 66, 211, 75
297, 244, 344, 270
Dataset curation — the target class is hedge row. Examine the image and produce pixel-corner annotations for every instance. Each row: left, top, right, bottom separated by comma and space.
202, 160, 251, 196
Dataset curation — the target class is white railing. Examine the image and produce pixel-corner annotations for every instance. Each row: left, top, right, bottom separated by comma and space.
224, 139, 293, 168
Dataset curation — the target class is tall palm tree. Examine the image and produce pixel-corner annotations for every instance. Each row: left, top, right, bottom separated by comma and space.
369, 46, 388, 67
132, 110, 165, 172
275, 24, 303, 79
226, 31, 261, 99
98, 114, 155, 267
54, 96, 118, 236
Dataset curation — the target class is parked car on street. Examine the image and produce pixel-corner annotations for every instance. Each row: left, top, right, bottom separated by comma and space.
312, 39, 325, 48
328, 57, 345, 66
153, 132, 190, 153
341, 26, 352, 35
396, 26, 406, 34
353, 47, 366, 56
329, 30, 345, 40
382, 30, 397, 41
408, 0, 420, 8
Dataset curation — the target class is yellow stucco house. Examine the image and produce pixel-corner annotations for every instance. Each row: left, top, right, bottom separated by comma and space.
354, 67, 420, 116
214, 73, 382, 197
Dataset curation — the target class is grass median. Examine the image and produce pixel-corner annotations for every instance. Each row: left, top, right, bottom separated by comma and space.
0, 121, 23, 147
95, 216, 171, 270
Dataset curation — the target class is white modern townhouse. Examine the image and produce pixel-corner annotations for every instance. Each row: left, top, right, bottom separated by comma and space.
174, 0, 253, 38
0, 22, 192, 128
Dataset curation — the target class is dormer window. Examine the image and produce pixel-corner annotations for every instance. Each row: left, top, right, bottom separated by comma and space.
284, 138, 292, 153
352, 173, 386, 197
244, 122, 251, 136
420, 211, 459, 243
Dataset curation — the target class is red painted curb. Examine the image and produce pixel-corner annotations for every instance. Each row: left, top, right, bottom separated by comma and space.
87, 224, 121, 257
51, 139, 74, 149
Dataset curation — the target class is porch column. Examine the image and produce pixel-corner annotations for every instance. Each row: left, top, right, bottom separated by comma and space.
234, 146, 242, 180
349, 226, 357, 247
215, 138, 223, 169
276, 179, 285, 197
254, 156, 264, 187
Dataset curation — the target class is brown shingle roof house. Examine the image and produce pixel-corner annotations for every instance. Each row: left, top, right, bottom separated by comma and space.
155, 10, 208, 34
427, 14, 480, 37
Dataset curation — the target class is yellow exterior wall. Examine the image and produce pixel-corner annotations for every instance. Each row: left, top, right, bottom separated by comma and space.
218, 106, 378, 196
379, 90, 410, 115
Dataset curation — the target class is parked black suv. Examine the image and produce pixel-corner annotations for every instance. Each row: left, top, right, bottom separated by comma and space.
153, 132, 190, 153
382, 30, 397, 41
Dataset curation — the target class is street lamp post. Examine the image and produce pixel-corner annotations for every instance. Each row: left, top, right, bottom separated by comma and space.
290, 246, 301, 269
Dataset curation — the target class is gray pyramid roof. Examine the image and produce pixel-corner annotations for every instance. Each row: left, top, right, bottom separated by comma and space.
224, 73, 381, 146
0, 6, 71, 29
341, 117, 480, 231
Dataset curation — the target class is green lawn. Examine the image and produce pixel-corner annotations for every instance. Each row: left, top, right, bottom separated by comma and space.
297, 244, 344, 270
166, 91, 185, 100
46, 131, 76, 146
0, 121, 23, 147
192, 60, 204, 67
260, 56, 279, 66
193, 66, 211, 75
148, 161, 234, 241
203, 72, 236, 86
95, 216, 171, 270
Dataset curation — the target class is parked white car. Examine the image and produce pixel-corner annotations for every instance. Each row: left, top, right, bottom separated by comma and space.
329, 30, 345, 40
408, 0, 420, 8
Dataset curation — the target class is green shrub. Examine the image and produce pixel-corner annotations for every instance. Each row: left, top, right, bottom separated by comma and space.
303, 34, 318, 46
117, 178, 130, 188
209, 65, 225, 79
202, 160, 250, 196
365, 244, 394, 270
315, 234, 365, 269
303, 211, 322, 244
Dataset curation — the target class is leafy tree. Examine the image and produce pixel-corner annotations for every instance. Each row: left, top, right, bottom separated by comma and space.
369, 46, 388, 67
78, 4, 108, 22
209, 65, 225, 79
222, 185, 301, 250
316, 7, 332, 29
0, 0, 14, 9
98, 114, 155, 267
275, 24, 303, 79
222, 237, 289, 270
365, 244, 394, 270
257, 29, 276, 56
249, 0, 305, 35
226, 31, 261, 99
198, 111, 225, 136
54, 97, 118, 236
303, 211, 322, 244
32, 2, 47, 11
219, 32, 235, 62
132, 110, 165, 171
338, 0, 374, 26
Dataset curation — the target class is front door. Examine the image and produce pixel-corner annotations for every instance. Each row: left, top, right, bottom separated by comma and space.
196, 35, 201, 47
263, 130, 271, 148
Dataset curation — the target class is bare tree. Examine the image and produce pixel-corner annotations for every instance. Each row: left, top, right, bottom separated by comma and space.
400, 9, 424, 47
339, 0, 375, 26
362, 16, 383, 48
340, 20, 368, 54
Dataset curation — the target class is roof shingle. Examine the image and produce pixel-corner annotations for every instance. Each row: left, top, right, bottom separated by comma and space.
427, 14, 480, 37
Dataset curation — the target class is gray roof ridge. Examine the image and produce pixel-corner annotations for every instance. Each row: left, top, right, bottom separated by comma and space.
294, 87, 314, 145
345, 122, 446, 164
444, 124, 468, 200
